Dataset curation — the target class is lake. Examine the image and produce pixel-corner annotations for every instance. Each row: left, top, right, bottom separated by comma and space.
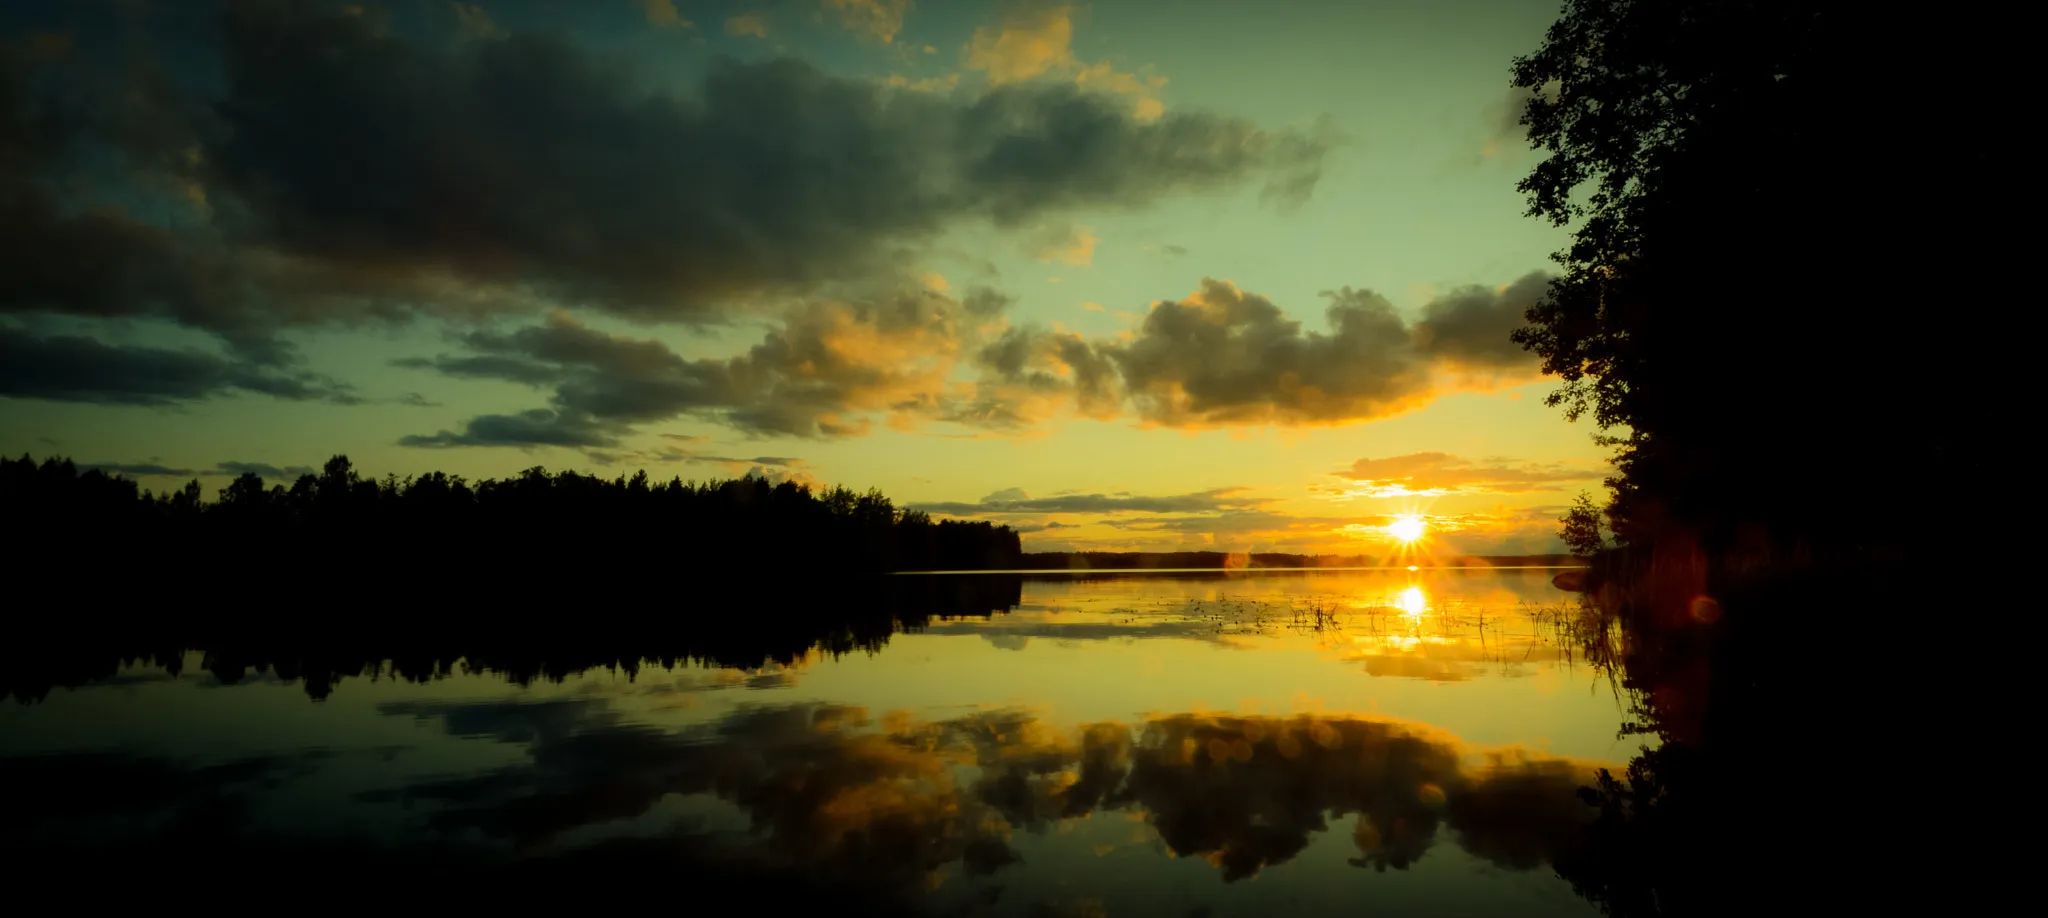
0, 568, 1635, 914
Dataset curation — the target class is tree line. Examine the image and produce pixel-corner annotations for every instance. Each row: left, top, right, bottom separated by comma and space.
1513, 0, 2014, 561
2, 453, 1022, 597
1504, 3, 2017, 914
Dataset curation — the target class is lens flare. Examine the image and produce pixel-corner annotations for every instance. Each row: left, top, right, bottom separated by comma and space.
1387, 515, 1426, 544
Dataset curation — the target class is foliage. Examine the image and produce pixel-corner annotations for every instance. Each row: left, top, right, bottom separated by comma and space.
1559, 491, 1607, 557
0, 454, 1022, 588
1506, 0, 2016, 551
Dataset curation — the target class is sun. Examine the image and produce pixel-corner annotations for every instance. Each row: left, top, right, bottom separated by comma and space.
1386, 515, 1426, 544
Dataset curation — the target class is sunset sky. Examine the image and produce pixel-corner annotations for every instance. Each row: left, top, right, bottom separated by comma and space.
0, 0, 1610, 555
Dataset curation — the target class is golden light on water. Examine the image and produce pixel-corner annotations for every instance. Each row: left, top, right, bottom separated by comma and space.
1397, 586, 1427, 618
1386, 515, 1426, 544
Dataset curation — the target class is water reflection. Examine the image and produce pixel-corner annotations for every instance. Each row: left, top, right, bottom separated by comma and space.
3, 696, 1599, 913
390, 701, 1597, 881
0, 573, 1025, 703
0, 569, 1611, 914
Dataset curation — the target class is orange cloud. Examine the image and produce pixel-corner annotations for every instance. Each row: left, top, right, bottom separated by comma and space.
965, 4, 1166, 119
639, 0, 692, 29
823, 0, 911, 44
966, 4, 1075, 83
1331, 453, 1601, 497
1026, 224, 1097, 265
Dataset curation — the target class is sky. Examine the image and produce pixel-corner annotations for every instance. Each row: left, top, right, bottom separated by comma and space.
0, 0, 1609, 556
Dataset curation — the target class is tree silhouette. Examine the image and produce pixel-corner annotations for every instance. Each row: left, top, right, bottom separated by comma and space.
1559, 492, 1607, 558
1506, 5, 2019, 914
0, 452, 1029, 702
1508, 0, 2017, 553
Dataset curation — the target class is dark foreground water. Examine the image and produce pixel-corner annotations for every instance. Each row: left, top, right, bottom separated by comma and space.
1, 569, 1635, 915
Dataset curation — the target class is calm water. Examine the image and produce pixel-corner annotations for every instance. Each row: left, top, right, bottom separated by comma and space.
1, 569, 1633, 914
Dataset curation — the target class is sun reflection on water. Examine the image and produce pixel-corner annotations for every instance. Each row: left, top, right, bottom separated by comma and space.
1397, 586, 1427, 618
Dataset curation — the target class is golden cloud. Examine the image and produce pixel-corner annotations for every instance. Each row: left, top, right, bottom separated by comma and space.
823, 0, 912, 45
639, 0, 692, 29
1332, 452, 1601, 497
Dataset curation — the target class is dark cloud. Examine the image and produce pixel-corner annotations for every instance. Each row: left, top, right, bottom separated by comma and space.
81, 459, 319, 479
398, 408, 620, 449
1411, 273, 1552, 366
213, 460, 316, 479
934, 271, 1552, 431
398, 270, 1554, 444
1092, 274, 1548, 427
395, 286, 1006, 445
910, 487, 1268, 516
84, 462, 196, 477
3, 2, 1331, 354
696, 455, 801, 467
956, 324, 1122, 427
0, 327, 356, 406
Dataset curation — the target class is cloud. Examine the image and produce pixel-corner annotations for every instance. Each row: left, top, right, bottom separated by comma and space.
399, 408, 620, 449
83, 462, 197, 477
214, 460, 317, 478
0, 327, 356, 406
882, 71, 959, 93
701, 455, 802, 467
396, 286, 1011, 444
1025, 224, 1097, 265
1075, 59, 1168, 121
1093, 273, 1550, 428
940, 323, 1121, 428
965, 4, 1170, 120
724, 14, 770, 37
718, 270, 1542, 436
823, 0, 911, 44
1331, 452, 1601, 497
639, 0, 692, 28
966, 3, 1076, 84
81, 459, 316, 479
937, 271, 1549, 433
1481, 82, 1556, 159
3, 3, 1329, 356
909, 487, 1268, 516
1411, 273, 1552, 367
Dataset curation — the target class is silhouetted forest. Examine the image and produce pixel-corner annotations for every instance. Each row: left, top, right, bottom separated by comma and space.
1, 452, 1029, 702
1510, 0, 2014, 556
1507, 2, 2013, 915
3, 453, 1021, 589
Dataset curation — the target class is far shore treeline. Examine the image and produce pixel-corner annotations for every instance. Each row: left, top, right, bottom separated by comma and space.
2, 453, 1023, 585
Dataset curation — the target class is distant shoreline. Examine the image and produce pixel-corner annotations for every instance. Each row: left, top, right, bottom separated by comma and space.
898, 552, 1586, 574
895, 565, 1583, 575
